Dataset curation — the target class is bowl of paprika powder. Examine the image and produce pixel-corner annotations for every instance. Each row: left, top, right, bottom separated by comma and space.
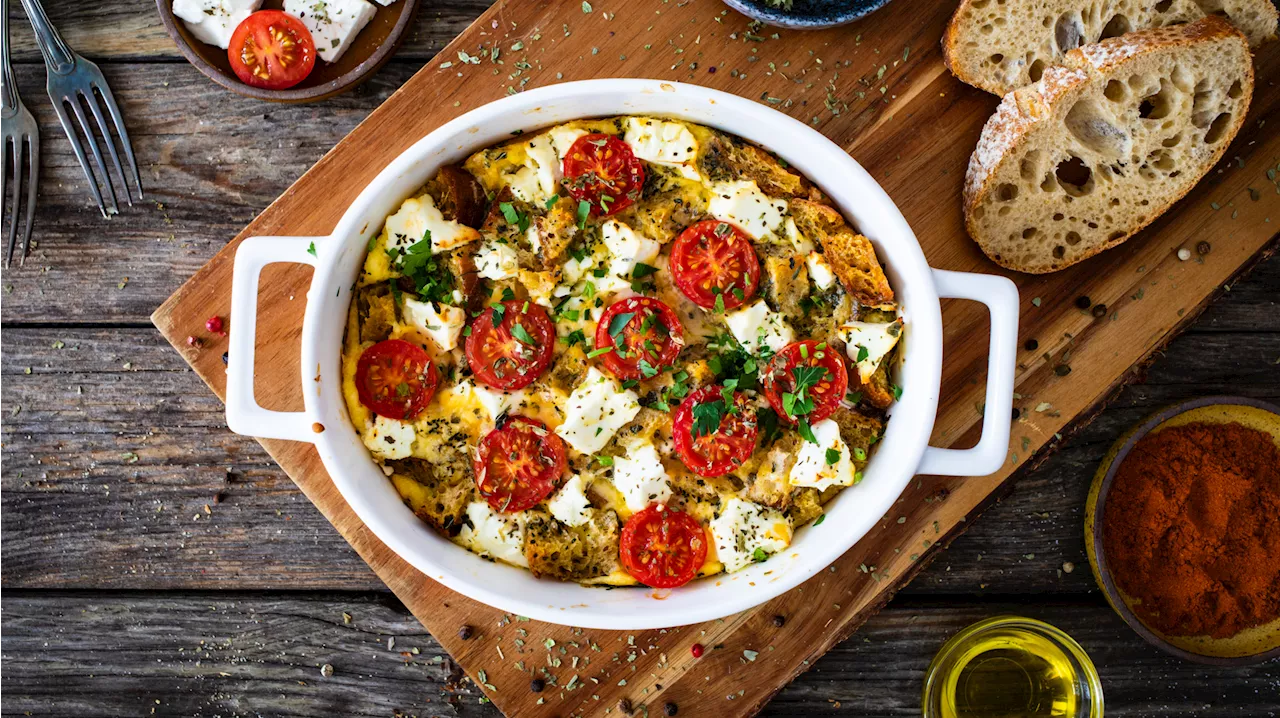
1085, 396, 1280, 665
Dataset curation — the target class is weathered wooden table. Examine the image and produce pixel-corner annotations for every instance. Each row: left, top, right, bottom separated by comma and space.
2, 1, 1278, 715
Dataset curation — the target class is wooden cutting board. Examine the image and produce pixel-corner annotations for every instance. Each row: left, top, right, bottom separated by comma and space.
152, 0, 1280, 714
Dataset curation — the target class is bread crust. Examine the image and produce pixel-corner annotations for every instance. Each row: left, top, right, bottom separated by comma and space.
964, 18, 1253, 273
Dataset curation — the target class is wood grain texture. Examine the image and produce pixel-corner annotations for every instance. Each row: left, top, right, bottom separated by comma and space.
3, 593, 1278, 717
3, 296, 1278, 593
143, 0, 1280, 715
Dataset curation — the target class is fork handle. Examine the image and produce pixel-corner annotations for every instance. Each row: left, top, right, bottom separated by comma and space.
18, 0, 75, 75
2, 1, 18, 114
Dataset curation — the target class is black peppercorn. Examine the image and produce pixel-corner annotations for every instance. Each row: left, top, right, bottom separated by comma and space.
664, 702, 679, 716
530, 678, 545, 693
1012, 407, 1020, 420
1092, 303, 1108, 318
1197, 241, 1211, 256
221, 351, 229, 365
617, 698, 633, 715
1024, 339, 1038, 351
1055, 365, 1072, 376
1075, 296, 1092, 309
772, 615, 785, 628
457, 625, 474, 640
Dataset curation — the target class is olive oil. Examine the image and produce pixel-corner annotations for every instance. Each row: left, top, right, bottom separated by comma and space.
924, 617, 1102, 718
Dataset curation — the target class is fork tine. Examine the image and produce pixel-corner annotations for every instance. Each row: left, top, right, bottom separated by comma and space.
2, 138, 10, 267
94, 83, 142, 200
83, 88, 130, 207
67, 94, 118, 215
22, 131, 38, 266
8, 135, 20, 267
51, 98, 107, 217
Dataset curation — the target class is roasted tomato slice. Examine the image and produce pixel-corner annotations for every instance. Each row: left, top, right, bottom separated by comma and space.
228, 11, 316, 91
355, 339, 438, 420
594, 296, 685, 381
673, 385, 759, 477
670, 219, 760, 310
760, 340, 849, 426
620, 504, 708, 589
561, 134, 645, 216
466, 300, 557, 391
473, 416, 566, 512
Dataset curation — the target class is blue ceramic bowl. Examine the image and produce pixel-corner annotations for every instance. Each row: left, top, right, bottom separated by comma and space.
721, 0, 897, 29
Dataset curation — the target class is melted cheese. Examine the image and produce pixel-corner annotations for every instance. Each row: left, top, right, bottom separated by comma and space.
400, 297, 466, 352
709, 498, 793, 573
555, 367, 641, 455
609, 440, 673, 514
362, 415, 416, 460
708, 180, 786, 241
724, 299, 794, 355
547, 475, 593, 527
806, 252, 836, 290
456, 502, 529, 567
384, 193, 481, 256
623, 117, 702, 181
789, 419, 859, 491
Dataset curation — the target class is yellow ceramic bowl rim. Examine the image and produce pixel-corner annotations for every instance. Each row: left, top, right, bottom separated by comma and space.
921, 615, 1104, 718
1085, 395, 1280, 665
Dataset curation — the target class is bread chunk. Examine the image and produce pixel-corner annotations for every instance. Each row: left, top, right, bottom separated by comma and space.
789, 199, 894, 306
944, 0, 1276, 95
965, 18, 1253, 273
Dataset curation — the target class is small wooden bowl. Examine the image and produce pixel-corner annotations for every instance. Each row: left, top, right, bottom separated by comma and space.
1085, 396, 1280, 665
155, 0, 420, 103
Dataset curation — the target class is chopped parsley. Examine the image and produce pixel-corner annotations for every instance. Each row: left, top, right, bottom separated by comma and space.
307, 241, 317, 257
499, 201, 529, 232
752, 547, 768, 562
576, 199, 591, 230
544, 194, 561, 209
489, 302, 507, 328
563, 329, 586, 347
691, 399, 727, 438
399, 234, 456, 305
511, 323, 535, 345
825, 448, 841, 465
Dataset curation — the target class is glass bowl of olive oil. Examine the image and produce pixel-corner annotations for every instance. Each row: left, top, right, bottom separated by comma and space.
922, 616, 1103, 718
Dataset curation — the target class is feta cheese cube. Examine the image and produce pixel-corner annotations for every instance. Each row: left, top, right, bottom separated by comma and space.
496, 135, 561, 204
602, 220, 661, 280
547, 475, 593, 527
463, 380, 527, 422
284, 0, 376, 64
724, 300, 794, 355
788, 419, 859, 491
839, 318, 904, 383
547, 125, 589, 160
555, 367, 641, 454
623, 117, 701, 181
362, 415, 416, 460
806, 252, 836, 290
783, 217, 815, 254
382, 193, 481, 255
708, 180, 787, 242
400, 297, 466, 351
456, 502, 529, 567
474, 239, 519, 280
610, 440, 673, 513
172, 0, 263, 50
709, 498, 793, 573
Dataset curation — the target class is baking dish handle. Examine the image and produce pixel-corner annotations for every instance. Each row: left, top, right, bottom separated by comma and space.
225, 235, 321, 443
916, 269, 1019, 477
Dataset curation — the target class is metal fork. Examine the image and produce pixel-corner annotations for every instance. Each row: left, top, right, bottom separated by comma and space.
20, 0, 142, 217
3, 3, 39, 266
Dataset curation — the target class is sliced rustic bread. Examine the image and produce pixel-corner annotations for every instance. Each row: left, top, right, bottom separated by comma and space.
964, 18, 1253, 274
944, 0, 1276, 95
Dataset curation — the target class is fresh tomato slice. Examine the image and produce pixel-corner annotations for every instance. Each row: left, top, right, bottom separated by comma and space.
673, 385, 759, 477
465, 300, 556, 391
473, 416, 566, 512
561, 134, 645, 216
594, 296, 685, 381
670, 219, 760, 310
355, 339, 438, 420
760, 340, 849, 426
620, 504, 708, 589
228, 10, 316, 91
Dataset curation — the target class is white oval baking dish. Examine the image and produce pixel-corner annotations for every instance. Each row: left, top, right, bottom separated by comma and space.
225, 79, 1019, 630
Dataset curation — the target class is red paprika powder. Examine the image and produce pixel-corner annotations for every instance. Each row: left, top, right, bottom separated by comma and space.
1102, 421, 1280, 639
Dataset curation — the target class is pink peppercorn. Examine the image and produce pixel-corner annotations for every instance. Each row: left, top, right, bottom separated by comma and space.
206, 315, 226, 335
690, 643, 704, 658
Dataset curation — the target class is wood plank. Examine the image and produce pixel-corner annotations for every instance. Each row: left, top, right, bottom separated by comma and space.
142, 0, 1280, 714
3, 593, 1278, 717
2, 310, 1277, 592
3, 0, 489, 63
